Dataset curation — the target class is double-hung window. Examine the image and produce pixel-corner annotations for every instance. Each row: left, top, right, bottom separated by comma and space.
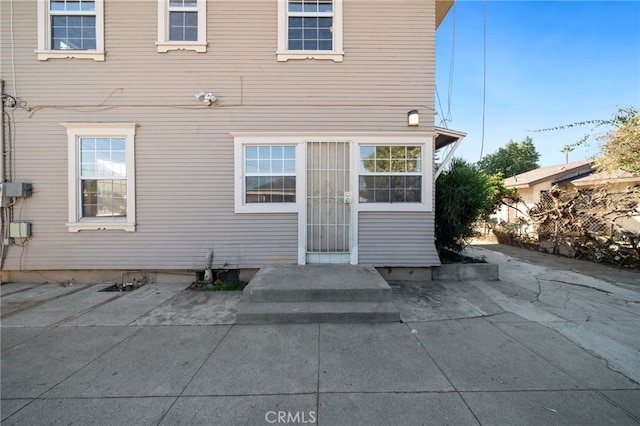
234, 136, 302, 213
63, 123, 137, 232
359, 145, 423, 204
245, 146, 297, 204
277, 0, 343, 62
37, 0, 105, 61
157, 0, 207, 52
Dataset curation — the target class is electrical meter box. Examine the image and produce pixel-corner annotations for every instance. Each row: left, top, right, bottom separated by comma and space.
9, 222, 31, 238
4, 182, 33, 197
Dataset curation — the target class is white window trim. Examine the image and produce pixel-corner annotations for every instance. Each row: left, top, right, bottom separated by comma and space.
36, 0, 105, 61
62, 123, 137, 232
232, 132, 434, 266
233, 135, 305, 214
353, 136, 434, 212
157, 0, 207, 53
276, 0, 344, 62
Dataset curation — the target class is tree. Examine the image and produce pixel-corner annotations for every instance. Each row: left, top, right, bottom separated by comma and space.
477, 136, 540, 177
435, 158, 496, 254
560, 145, 574, 164
481, 172, 519, 219
536, 107, 639, 175
595, 108, 640, 175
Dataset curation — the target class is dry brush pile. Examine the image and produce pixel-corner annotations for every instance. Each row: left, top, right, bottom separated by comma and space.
527, 185, 640, 269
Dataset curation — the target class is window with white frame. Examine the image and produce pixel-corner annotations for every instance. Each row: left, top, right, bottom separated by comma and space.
37, 0, 105, 61
157, 0, 207, 52
277, 0, 343, 62
234, 137, 301, 213
245, 145, 297, 204
62, 123, 136, 232
359, 145, 422, 203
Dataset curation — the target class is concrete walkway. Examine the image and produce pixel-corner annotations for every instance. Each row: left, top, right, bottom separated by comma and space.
2, 246, 639, 425
466, 242, 640, 384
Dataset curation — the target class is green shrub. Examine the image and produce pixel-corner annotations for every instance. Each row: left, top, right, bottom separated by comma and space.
435, 158, 495, 254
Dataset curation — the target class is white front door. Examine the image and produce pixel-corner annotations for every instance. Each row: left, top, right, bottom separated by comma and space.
306, 141, 351, 263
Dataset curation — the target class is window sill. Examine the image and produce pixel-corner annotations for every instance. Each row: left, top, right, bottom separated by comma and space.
36, 50, 105, 61
156, 42, 207, 53
234, 203, 299, 214
357, 202, 432, 212
67, 222, 136, 232
276, 51, 344, 62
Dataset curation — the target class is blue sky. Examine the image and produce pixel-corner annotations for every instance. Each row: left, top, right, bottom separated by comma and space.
435, 0, 640, 167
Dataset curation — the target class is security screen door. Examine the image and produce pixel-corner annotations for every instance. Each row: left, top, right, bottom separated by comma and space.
306, 141, 351, 263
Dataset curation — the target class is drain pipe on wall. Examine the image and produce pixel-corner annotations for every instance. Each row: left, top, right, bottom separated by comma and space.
204, 250, 214, 283
0, 80, 7, 278
1, 79, 5, 182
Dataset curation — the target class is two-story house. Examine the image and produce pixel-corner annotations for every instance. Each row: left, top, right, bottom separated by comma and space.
0, 0, 462, 283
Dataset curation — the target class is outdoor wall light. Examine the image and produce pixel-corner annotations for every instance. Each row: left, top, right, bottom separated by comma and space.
408, 109, 419, 127
195, 92, 217, 106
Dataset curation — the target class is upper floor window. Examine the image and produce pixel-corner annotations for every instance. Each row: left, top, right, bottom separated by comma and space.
62, 123, 137, 232
277, 0, 343, 62
36, 0, 105, 61
157, 0, 207, 52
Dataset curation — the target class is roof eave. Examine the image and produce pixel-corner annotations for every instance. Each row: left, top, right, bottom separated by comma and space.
436, 0, 455, 29
435, 126, 466, 150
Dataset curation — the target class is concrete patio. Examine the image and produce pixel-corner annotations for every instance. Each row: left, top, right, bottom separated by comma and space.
1, 244, 639, 425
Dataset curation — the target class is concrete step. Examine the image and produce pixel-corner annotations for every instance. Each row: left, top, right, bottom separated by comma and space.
235, 301, 401, 324
243, 286, 391, 303
237, 264, 401, 324
243, 264, 391, 303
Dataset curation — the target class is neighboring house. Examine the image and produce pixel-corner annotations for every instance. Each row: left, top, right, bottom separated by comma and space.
560, 168, 640, 191
560, 169, 640, 234
496, 159, 594, 228
0, 0, 463, 283
497, 159, 640, 235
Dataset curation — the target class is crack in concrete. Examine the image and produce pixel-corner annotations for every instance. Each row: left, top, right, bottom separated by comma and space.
541, 279, 614, 295
562, 292, 573, 310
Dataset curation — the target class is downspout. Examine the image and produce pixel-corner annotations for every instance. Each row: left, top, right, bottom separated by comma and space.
1, 80, 6, 277
203, 250, 214, 283
1, 79, 5, 182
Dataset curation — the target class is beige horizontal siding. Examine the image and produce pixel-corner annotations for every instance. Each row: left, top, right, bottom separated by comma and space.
358, 211, 440, 267
1, 0, 437, 272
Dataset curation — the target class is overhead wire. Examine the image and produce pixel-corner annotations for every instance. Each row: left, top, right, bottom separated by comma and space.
435, 2, 456, 129
479, 0, 487, 160
10, 0, 18, 100
445, 3, 456, 125
435, 2, 457, 165
436, 86, 447, 128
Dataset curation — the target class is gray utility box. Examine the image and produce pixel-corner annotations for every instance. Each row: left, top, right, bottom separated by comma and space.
9, 222, 31, 238
3, 182, 33, 197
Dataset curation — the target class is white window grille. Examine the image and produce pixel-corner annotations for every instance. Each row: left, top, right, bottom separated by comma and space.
233, 136, 302, 214
277, 0, 343, 62
37, 0, 105, 61
157, 0, 207, 52
62, 123, 137, 232
245, 145, 297, 204
79, 137, 127, 218
359, 145, 422, 203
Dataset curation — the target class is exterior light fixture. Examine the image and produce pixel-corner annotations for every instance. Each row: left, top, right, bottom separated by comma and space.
408, 109, 419, 127
195, 92, 217, 106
